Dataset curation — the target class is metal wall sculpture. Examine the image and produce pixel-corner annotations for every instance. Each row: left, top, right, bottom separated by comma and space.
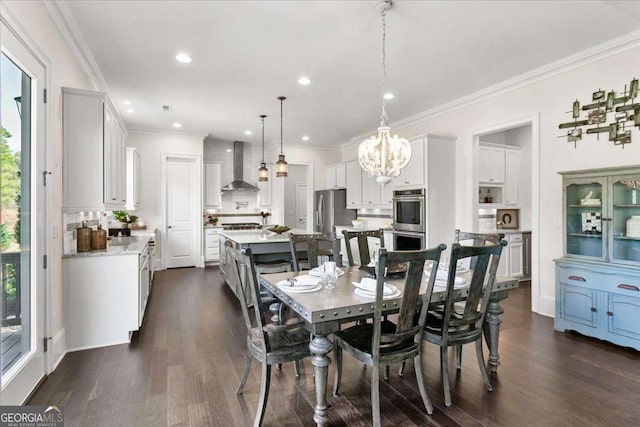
559, 77, 639, 148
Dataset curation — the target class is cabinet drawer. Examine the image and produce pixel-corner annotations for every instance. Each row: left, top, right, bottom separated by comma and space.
205, 247, 219, 260
205, 228, 219, 236
557, 267, 597, 288
508, 234, 522, 243
206, 238, 219, 249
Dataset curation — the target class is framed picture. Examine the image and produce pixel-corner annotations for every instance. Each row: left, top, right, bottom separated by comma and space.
497, 209, 519, 229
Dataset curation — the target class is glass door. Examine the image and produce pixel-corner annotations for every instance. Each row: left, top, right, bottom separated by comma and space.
610, 175, 640, 264
1, 21, 47, 404
565, 178, 607, 260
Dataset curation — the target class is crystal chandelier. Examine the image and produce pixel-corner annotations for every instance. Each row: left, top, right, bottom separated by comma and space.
258, 114, 269, 182
275, 96, 288, 177
358, 0, 411, 186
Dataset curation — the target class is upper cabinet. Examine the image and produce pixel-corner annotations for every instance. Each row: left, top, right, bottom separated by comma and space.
204, 162, 222, 208
125, 147, 140, 210
345, 160, 362, 207
258, 164, 274, 207
326, 162, 347, 189
478, 143, 521, 207
394, 139, 425, 188
63, 87, 127, 211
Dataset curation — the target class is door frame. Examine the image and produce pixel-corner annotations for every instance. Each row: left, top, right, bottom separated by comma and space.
471, 113, 540, 313
0, 4, 54, 402
161, 154, 202, 270
275, 162, 314, 232
295, 183, 308, 230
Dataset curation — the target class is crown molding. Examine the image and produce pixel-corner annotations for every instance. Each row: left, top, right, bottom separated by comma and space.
42, 0, 121, 113
127, 126, 208, 139
343, 29, 640, 149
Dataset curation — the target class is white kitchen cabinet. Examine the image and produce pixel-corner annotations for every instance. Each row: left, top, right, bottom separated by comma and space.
258, 164, 273, 207
326, 163, 346, 189
204, 228, 220, 262
204, 162, 222, 208
126, 147, 140, 210
504, 149, 520, 205
345, 160, 362, 208
498, 233, 523, 279
63, 87, 127, 211
478, 145, 505, 184
362, 174, 381, 206
395, 139, 425, 188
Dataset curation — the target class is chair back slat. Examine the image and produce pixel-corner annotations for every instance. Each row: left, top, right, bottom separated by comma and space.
289, 233, 340, 271
371, 245, 446, 356
440, 241, 506, 341
227, 246, 271, 352
342, 229, 385, 266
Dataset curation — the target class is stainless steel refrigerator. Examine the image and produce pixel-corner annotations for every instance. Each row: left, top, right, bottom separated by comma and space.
314, 189, 356, 233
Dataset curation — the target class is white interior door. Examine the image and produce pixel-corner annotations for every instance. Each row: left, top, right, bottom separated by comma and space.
296, 184, 308, 231
1, 20, 47, 404
165, 157, 197, 268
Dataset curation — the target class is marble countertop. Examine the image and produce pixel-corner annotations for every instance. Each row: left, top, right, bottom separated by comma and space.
219, 228, 311, 245
63, 235, 153, 258
479, 228, 531, 234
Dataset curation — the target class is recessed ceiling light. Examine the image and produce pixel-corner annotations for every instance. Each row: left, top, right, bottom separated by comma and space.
226, 149, 232, 152
175, 53, 192, 64
127, 108, 134, 113
301, 136, 310, 141
298, 76, 311, 85
123, 100, 131, 105
173, 122, 182, 128
383, 92, 395, 100
244, 130, 252, 135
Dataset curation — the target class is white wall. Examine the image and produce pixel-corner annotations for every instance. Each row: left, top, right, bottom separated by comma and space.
126, 131, 203, 266
2, 1, 94, 339
342, 45, 640, 317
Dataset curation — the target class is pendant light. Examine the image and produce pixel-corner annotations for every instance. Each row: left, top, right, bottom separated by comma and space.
358, 0, 411, 186
275, 96, 288, 178
258, 114, 269, 182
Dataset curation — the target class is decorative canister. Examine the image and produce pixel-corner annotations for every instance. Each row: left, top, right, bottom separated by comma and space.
627, 216, 640, 238
76, 221, 92, 252
91, 224, 107, 250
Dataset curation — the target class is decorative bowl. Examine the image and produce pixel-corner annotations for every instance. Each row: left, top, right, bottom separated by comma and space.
268, 226, 291, 234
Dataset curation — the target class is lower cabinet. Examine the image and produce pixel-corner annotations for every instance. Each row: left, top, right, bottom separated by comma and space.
64, 243, 152, 351
497, 233, 523, 279
204, 228, 220, 262
555, 259, 640, 350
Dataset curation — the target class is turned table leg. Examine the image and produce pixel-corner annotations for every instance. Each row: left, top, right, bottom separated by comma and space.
483, 294, 506, 373
309, 334, 333, 427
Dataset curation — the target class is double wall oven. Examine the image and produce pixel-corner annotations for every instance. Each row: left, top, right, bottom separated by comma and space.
392, 189, 426, 250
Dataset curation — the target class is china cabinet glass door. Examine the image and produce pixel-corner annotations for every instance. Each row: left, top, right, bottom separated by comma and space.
565, 178, 606, 259
610, 175, 640, 264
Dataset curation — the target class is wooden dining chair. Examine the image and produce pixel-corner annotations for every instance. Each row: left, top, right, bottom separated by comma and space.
229, 247, 311, 427
332, 245, 446, 427
421, 241, 506, 407
288, 232, 340, 272
342, 229, 385, 266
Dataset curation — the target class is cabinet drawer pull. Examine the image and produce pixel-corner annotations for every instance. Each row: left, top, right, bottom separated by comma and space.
590, 307, 596, 312
607, 311, 613, 316
618, 284, 640, 292
568, 275, 586, 282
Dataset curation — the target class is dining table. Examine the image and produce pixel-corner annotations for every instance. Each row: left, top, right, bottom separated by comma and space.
260, 265, 518, 427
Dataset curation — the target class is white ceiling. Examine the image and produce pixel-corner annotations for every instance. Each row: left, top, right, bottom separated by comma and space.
62, 0, 640, 148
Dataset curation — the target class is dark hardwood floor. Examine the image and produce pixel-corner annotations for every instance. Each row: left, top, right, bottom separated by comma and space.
29, 267, 640, 426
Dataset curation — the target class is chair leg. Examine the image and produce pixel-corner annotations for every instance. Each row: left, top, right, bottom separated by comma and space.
254, 362, 271, 427
384, 364, 390, 380
371, 364, 381, 427
333, 345, 342, 397
294, 360, 300, 378
398, 360, 406, 376
413, 354, 433, 415
455, 345, 462, 370
441, 346, 452, 407
475, 339, 493, 391
237, 352, 252, 395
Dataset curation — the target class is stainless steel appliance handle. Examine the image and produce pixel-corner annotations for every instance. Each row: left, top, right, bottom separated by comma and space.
317, 193, 324, 229
392, 197, 425, 202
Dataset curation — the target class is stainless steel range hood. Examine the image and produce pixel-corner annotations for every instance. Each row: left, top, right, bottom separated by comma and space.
221, 141, 259, 192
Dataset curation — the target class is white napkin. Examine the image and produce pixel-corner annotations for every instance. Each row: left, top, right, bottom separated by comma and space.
277, 274, 321, 289
353, 277, 396, 295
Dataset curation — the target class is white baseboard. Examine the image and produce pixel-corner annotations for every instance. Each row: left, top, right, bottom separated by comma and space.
537, 295, 556, 318
51, 328, 66, 372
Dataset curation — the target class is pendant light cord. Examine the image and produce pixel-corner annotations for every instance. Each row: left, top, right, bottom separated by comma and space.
261, 115, 266, 162
380, 5, 388, 126
280, 97, 284, 155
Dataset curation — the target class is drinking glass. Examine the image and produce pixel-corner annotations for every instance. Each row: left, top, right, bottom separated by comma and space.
317, 255, 329, 285
325, 261, 338, 289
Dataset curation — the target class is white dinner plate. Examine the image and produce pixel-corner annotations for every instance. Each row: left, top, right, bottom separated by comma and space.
354, 288, 402, 299
277, 282, 323, 293
352, 281, 398, 296
309, 267, 345, 277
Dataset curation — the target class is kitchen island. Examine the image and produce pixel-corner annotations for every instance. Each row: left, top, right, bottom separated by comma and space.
218, 229, 311, 302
